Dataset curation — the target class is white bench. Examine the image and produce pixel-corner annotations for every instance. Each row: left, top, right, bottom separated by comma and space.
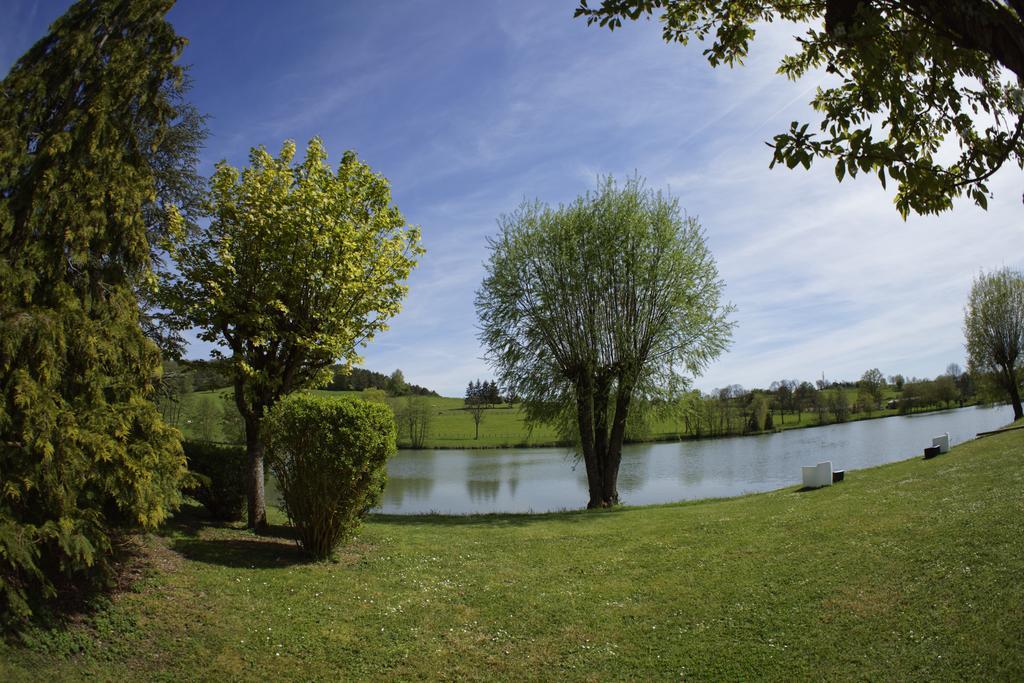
801, 461, 833, 489
932, 433, 950, 454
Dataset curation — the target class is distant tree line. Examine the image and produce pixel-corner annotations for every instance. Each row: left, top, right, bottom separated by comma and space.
324, 366, 438, 396
664, 365, 985, 440
463, 379, 504, 440
465, 379, 503, 406
179, 359, 233, 392
157, 360, 439, 399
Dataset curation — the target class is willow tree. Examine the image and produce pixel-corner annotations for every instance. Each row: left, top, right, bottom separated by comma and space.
0, 0, 187, 619
476, 177, 733, 508
162, 138, 422, 530
964, 268, 1024, 420
576, 1, 1024, 217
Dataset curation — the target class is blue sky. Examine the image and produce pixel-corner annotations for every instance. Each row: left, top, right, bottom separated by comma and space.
4, 1, 1023, 397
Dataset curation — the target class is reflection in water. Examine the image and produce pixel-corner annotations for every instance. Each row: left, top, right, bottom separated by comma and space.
505, 457, 522, 497
381, 477, 434, 508
466, 478, 501, 502
375, 405, 1014, 515
678, 444, 705, 486
383, 449, 439, 509
617, 444, 651, 493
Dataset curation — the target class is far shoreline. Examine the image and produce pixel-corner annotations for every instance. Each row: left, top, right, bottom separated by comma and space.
398, 401, 1001, 451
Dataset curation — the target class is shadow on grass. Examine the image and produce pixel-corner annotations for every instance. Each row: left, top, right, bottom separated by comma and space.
171, 533, 308, 569
370, 505, 633, 528
794, 483, 850, 493
163, 504, 309, 569
160, 501, 212, 538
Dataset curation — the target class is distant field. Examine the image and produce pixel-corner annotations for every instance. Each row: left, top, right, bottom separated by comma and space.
168, 386, 968, 449
168, 389, 565, 448
166, 388, 237, 444
313, 392, 564, 448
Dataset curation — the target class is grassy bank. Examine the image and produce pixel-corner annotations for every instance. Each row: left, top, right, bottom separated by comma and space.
4, 427, 1022, 680
170, 388, 973, 449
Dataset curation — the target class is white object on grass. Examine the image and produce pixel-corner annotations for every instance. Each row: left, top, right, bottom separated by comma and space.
801, 461, 833, 489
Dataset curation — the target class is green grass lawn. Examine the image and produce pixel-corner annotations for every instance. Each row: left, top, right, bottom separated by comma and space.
4, 426, 1022, 680
364, 393, 564, 448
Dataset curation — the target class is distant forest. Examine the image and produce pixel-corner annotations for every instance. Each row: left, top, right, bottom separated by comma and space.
323, 367, 438, 396
171, 360, 438, 397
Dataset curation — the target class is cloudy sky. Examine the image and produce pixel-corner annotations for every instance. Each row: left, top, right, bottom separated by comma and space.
4, 1, 1023, 397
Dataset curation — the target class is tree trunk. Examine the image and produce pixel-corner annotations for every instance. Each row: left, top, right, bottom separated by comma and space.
589, 385, 626, 507
906, 0, 1024, 80
591, 375, 612, 506
575, 375, 604, 508
244, 414, 268, 532
1004, 363, 1024, 420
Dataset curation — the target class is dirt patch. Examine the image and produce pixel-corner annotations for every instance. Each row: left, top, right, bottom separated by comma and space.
112, 534, 185, 593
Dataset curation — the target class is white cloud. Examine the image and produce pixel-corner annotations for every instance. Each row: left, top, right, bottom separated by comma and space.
361, 7, 1024, 396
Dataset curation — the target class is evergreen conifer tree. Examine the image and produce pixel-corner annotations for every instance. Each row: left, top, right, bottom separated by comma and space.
0, 0, 187, 621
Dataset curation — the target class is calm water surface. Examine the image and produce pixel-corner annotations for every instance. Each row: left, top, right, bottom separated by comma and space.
376, 405, 1013, 515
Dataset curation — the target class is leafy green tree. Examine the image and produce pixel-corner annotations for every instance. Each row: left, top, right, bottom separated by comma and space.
812, 387, 829, 423
772, 380, 795, 424
833, 387, 851, 422
576, 1, 1024, 217
900, 379, 925, 414
464, 379, 487, 439
477, 176, 733, 508
483, 380, 502, 405
828, 387, 851, 422
857, 386, 875, 416
184, 359, 232, 392
387, 368, 409, 397
964, 268, 1024, 420
162, 138, 422, 530
748, 393, 770, 432
794, 381, 816, 423
858, 368, 886, 412
361, 388, 389, 404
395, 395, 433, 448
0, 0, 187, 621
932, 374, 957, 409
955, 370, 976, 407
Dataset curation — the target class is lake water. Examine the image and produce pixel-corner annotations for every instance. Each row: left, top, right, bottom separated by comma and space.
376, 405, 1014, 515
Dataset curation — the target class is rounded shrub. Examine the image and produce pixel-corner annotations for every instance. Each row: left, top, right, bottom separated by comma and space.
183, 441, 247, 521
264, 394, 396, 559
